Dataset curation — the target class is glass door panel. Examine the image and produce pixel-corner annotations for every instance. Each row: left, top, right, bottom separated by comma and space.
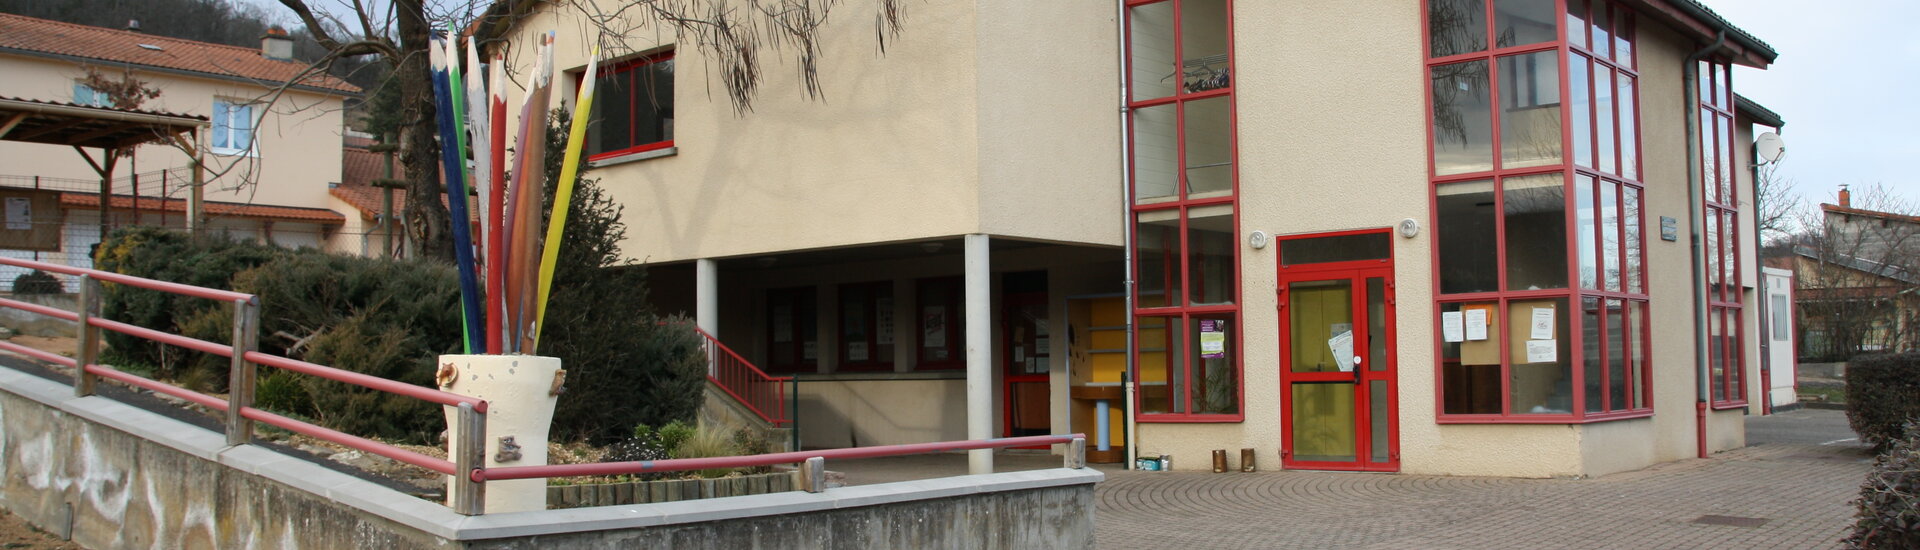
1291, 383, 1357, 462
1288, 279, 1353, 373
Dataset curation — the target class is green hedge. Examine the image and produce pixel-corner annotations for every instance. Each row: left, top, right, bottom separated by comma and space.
1849, 422, 1920, 548
1846, 353, 1920, 452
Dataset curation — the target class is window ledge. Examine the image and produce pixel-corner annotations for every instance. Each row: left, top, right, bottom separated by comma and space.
588, 146, 677, 168
1436, 410, 1654, 424
1136, 414, 1244, 424
210, 147, 257, 158
1709, 400, 1749, 411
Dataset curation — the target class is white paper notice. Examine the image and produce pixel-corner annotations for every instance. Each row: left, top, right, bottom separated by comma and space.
4, 197, 28, 230
1464, 309, 1488, 341
1525, 339, 1557, 363
1328, 330, 1355, 372
848, 342, 869, 362
1530, 307, 1555, 340
1441, 311, 1465, 343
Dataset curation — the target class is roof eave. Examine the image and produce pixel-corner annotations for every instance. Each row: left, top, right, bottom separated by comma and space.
1735, 94, 1785, 128
1628, 0, 1779, 69
0, 47, 363, 97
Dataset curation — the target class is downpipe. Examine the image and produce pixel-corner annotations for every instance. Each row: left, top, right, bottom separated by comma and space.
1685, 31, 1727, 459
1115, 0, 1139, 471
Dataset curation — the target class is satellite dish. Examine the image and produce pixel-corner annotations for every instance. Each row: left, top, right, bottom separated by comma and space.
1755, 132, 1786, 164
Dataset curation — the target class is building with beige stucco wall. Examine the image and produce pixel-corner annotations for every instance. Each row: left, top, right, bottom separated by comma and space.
482, 0, 1783, 478
0, 14, 359, 280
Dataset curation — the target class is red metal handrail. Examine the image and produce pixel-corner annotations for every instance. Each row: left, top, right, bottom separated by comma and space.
1, 256, 253, 302
478, 433, 1083, 481
0, 254, 480, 480
245, 351, 485, 411
696, 327, 791, 426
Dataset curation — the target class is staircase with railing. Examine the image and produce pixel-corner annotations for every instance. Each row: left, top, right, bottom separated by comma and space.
695, 327, 793, 428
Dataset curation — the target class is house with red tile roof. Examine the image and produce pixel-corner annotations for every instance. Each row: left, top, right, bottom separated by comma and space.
0, 13, 362, 277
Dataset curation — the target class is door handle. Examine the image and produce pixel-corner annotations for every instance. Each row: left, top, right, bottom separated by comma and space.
1353, 356, 1363, 382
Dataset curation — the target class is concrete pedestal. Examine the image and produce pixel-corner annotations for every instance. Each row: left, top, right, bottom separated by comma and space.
440, 354, 562, 513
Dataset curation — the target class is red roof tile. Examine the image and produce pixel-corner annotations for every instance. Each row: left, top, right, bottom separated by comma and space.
0, 14, 360, 95
59, 192, 345, 224
332, 145, 404, 221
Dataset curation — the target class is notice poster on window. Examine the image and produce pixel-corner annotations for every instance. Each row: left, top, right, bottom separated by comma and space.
802, 341, 817, 360
1199, 319, 1226, 358
5, 198, 28, 231
876, 297, 895, 345
1464, 308, 1489, 341
1328, 330, 1355, 372
1441, 311, 1465, 343
772, 305, 793, 343
1529, 306, 1555, 340
848, 341, 869, 362
922, 307, 946, 348
1525, 339, 1557, 363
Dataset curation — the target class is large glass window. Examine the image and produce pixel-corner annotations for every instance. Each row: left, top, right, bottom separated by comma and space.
1128, 0, 1239, 421
1700, 58, 1745, 408
586, 51, 674, 160
765, 287, 817, 373
837, 282, 894, 372
916, 277, 965, 370
1429, 0, 1649, 422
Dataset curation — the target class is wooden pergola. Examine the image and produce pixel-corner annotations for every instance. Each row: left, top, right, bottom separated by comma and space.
0, 96, 210, 237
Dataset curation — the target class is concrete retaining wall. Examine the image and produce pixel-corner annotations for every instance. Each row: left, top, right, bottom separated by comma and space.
0, 365, 1100, 549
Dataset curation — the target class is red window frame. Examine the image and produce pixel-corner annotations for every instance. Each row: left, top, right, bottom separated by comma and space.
836, 281, 895, 372
1125, 0, 1243, 422
1425, 0, 1652, 424
915, 277, 966, 370
1699, 58, 1746, 409
764, 286, 817, 374
583, 51, 675, 162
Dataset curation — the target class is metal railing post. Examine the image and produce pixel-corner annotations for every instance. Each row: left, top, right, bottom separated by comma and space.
73, 274, 100, 397
452, 402, 487, 515
225, 297, 260, 446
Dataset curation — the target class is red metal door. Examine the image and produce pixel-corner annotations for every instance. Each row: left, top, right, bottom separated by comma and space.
1278, 266, 1398, 472
1002, 291, 1052, 443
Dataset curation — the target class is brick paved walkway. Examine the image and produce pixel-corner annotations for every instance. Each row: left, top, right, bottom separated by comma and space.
1096, 409, 1872, 549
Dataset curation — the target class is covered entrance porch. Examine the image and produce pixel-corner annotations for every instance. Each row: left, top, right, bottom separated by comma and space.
646, 235, 1124, 472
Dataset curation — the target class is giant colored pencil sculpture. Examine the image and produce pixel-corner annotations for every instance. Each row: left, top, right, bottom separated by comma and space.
531, 46, 600, 347
486, 56, 509, 354
429, 35, 483, 352
504, 34, 555, 353
463, 38, 495, 352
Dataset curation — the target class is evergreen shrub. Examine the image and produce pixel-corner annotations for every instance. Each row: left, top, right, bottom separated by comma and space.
11, 270, 62, 294
1849, 422, 1920, 549
1846, 353, 1920, 451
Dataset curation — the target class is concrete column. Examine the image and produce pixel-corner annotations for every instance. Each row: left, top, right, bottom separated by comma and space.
697, 259, 718, 376
965, 234, 992, 475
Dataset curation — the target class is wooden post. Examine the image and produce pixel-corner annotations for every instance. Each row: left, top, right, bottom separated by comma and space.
451, 402, 487, 515
800, 457, 827, 493
225, 297, 260, 446
1067, 438, 1087, 469
73, 274, 100, 397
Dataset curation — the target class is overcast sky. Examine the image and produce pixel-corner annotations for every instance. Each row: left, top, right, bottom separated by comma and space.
1705, 0, 1920, 211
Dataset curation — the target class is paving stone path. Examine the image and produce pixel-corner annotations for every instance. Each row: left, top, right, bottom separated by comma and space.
1095, 409, 1871, 549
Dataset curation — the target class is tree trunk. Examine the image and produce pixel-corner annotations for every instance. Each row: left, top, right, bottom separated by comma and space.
396, 0, 453, 262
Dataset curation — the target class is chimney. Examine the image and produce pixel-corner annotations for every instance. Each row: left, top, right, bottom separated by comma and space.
261, 25, 294, 61
1839, 185, 1851, 208
125, 19, 140, 32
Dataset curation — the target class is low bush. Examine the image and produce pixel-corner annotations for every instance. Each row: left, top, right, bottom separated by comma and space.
1849, 422, 1920, 549
11, 270, 62, 294
674, 427, 742, 479
1846, 353, 1920, 451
